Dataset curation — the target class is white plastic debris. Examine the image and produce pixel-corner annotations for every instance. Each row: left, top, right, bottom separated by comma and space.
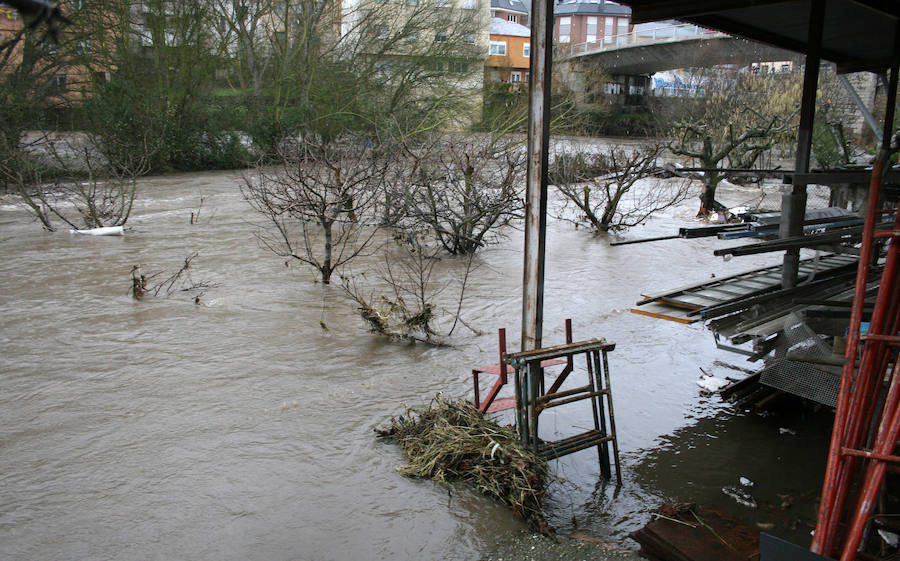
740, 477, 754, 487
722, 486, 758, 509
878, 529, 900, 548
69, 225, 124, 236
779, 427, 797, 436
697, 375, 729, 393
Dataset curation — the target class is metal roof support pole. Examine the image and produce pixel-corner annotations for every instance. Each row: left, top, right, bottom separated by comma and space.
781, 0, 825, 289
521, 0, 554, 352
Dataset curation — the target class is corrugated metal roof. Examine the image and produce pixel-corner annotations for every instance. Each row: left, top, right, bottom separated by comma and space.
620, 0, 900, 73
490, 16, 531, 36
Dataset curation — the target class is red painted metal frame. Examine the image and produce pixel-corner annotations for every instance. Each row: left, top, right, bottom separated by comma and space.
811, 150, 900, 559
472, 319, 573, 414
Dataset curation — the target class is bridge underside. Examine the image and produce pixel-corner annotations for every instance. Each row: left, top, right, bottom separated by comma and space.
565, 36, 801, 75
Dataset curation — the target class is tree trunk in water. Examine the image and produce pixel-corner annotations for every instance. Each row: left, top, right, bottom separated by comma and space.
322, 222, 333, 284
698, 178, 717, 217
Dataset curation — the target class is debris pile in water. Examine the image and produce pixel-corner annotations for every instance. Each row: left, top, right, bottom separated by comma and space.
376, 396, 549, 529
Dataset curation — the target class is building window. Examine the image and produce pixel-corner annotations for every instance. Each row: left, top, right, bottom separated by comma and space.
558, 17, 570, 43
604, 17, 614, 43
490, 70, 500, 82
510, 71, 521, 83
586, 16, 597, 42
525, 72, 529, 83
617, 18, 628, 37
507, 14, 517, 22
462, 0, 476, 8
462, 33, 476, 44
434, 31, 448, 42
489, 40, 506, 55
434, 0, 449, 7
50, 74, 67, 95
449, 61, 469, 73
523, 42, 530, 57
406, 0, 418, 5
374, 61, 392, 77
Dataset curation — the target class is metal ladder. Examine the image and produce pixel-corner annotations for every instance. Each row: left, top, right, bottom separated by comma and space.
505, 339, 622, 483
812, 147, 900, 560
471, 320, 571, 414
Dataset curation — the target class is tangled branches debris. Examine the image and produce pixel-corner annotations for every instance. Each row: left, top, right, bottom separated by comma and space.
376, 396, 550, 530
130, 252, 218, 303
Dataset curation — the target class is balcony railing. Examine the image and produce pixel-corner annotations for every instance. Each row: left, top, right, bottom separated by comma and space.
556, 23, 725, 58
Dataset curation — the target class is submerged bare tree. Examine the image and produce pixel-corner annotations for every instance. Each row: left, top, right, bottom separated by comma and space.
667, 72, 800, 216
341, 232, 479, 344
550, 144, 690, 233
8, 139, 150, 231
405, 135, 525, 254
242, 137, 389, 284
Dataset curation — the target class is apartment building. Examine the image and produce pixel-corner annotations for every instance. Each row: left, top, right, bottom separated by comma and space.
490, 0, 528, 26
485, 17, 530, 84
554, 0, 631, 46
0, 2, 94, 101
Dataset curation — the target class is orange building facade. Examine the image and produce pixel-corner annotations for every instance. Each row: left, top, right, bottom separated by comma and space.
485, 17, 530, 84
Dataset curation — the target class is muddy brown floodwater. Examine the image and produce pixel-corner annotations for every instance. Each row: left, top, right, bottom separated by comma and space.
0, 166, 834, 560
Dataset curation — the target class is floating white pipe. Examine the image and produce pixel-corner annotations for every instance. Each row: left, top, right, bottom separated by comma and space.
69, 226, 125, 236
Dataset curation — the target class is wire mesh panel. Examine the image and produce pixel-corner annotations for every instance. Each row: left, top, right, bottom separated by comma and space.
759, 313, 841, 407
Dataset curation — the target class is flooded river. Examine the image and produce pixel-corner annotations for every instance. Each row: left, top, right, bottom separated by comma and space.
0, 167, 833, 560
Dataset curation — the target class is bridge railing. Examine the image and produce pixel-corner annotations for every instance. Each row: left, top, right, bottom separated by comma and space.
557, 23, 726, 59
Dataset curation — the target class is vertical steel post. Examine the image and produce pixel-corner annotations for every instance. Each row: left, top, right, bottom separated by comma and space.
521, 0, 554, 352
591, 350, 611, 479
601, 349, 622, 485
781, 0, 825, 289
513, 360, 525, 441
529, 361, 541, 453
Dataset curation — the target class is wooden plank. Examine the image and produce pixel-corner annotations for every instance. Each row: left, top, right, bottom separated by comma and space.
630, 303, 698, 324
630, 505, 759, 561
473, 359, 566, 376
660, 293, 728, 306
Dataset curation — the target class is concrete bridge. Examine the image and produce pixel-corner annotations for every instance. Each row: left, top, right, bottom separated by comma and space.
556, 23, 800, 75
554, 24, 802, 108
553, 22, 878, 147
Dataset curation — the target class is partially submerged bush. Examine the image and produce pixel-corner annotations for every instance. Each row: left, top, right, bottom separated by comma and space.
377, 396, 550, 529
